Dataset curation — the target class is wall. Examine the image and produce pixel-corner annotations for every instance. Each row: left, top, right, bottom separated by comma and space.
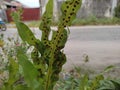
77, 0, 118, 18
6, 8, 40, 22
0, 9, 7, 21
56, 0, 118, 18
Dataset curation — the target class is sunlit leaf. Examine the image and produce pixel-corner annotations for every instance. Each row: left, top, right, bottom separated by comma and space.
17, 49, 39, 89
7, 57, 19, 86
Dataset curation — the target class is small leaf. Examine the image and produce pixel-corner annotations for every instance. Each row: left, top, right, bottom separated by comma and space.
79, 75, 89, 90
111, 79, 120, 90
7, 57, 19, 86
98, 80, 115, 90
0, 40, 4, 47
16, 21, 44, 54
60, 0, 82, 26
14, 85, 31, 90
17, 49, 39, 89
39, 0, 53, 41
90, 75, 104, 90
16, 22, 37, 46
103, 65, 115, 73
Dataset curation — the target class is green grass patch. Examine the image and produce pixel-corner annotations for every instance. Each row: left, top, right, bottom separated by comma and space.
25, 17, 120, 27
72, 17, 120, 26
7, 17, 120, 28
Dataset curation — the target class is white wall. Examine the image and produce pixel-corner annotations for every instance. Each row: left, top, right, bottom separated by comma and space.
41, 0, 118, 19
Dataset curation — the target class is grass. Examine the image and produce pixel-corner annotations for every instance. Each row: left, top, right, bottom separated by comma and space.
72, 17, 120, 26
55, 65, 120, 90
7, 17, 120, 28
27, 17, 120, 27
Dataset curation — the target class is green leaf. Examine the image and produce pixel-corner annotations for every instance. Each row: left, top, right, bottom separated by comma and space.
4, 57, 19, 89
79, 75, 89, 90
52, 29, 68, 49
111, 79, 120, 90
97, 80, 115, 90
90, 75, 104, 90
17, 49, 39, 89
45, 0, 53, 18
16, 22, 38, 46
39, 0, 53, 42
15, 22, 44, 54
8, 57, 19, 84
103, 65, 115, 73
14, 85, 31, 90
60, 0, 82, 26
11, 8, 22, 22
1, 58, 19, 90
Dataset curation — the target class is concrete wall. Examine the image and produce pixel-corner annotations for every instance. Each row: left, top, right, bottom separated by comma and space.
41, 0, 118, 19
0, 1, 8, 21
77, 0, 118, 18
56, 0, 118, 18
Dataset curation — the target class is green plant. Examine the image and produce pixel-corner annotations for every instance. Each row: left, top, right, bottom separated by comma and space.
0, 35, 30, 90
56, 65, 120, 90
115, 4, 120, 18
0, 34, 4, 47
2, 0, 82, 90
72, 17, 120, 26
97, 79, 120, 90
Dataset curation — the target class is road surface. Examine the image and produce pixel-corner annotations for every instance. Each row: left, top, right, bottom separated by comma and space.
1, 26, 120, 72
64, 26, 120, 71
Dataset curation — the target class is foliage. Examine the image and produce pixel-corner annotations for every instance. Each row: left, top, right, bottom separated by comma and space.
24, 17, 120, 27
72, 17, 120, 25
1, 0, 120, 90
56, 66, 120, 90
0, 34, 4, 47
0, 35, 29, 90
114, 4, 120, 18
1, 0, 82, 90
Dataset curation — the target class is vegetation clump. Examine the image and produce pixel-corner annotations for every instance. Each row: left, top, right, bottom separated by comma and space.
115, 4, 120, 18
0, 0, 120, 90
1, 0, 82, 90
